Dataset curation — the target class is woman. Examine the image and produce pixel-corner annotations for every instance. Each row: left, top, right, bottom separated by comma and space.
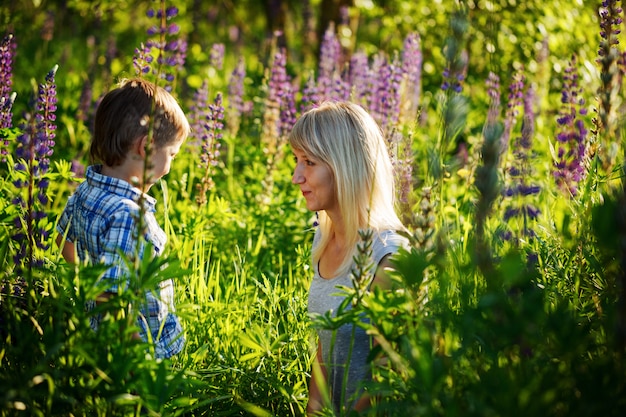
289, 101, 407, 415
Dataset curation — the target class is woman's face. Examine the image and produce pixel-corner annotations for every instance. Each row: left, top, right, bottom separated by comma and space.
292, 147, 337, 214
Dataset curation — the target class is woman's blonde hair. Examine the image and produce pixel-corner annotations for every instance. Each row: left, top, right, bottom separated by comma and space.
289, 101, 404, 276
91, 78, 190, 166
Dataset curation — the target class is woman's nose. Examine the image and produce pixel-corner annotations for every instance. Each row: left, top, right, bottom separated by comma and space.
292, 165, 304, 184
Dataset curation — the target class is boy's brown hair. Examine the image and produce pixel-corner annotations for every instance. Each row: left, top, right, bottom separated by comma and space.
90, 78, 190, 166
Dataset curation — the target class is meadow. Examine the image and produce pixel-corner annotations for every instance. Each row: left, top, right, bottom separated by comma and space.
1, 0, 625, 415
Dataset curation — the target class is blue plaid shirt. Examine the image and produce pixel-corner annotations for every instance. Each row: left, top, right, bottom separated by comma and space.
57, 165, 184, 358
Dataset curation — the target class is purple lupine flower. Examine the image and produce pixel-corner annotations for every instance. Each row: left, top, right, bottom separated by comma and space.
401, 32, 422, 121
300, 71, 319, 114
133, 43, 154, 75
227, 56, 246, 135
189, 79, 210, 147
266, 49, 295, 138
332, 67, 350, 101
339, 5, 350, 26
501, 84, 541, 245
553, 55, 588, 196
76, 78, 93, 123
0, 33, 16, 161
501, 68, 525, 156
317, 23, 342, 100
280, 81, 297, 138
12, 65, 58, 274
368, 53, 390, 124
596, 0, 623, 164
194, 87, 224, 205
373, 52, 403, 133
440, 52, 467, 93
210, 43, 225, 70
0, 33, 16, 130
598, 0, 622, 60
440, 10, 468, 95
133, 4, 187, 90
204, 92, 224, 167
386, 53, 404, 130
347, 51, 371, 107
34, 65, 58, 166
71, 159, 86, 179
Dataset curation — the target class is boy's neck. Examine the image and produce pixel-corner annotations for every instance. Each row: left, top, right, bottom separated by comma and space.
101, 161, 149, 191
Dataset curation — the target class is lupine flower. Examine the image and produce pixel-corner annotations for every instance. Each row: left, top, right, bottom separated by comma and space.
1, 33, 16, 129
400, 32, 422, 123
440, 58, 467, 93
12, 65, 58, 274
347, 51, 371, 107
331, 67, 350, 102
390, 129, 414, 211
501, 84, 541, 249
133, 43, 154, 75
299, 71, 319, 114
501, 68, 525, 156
317, 23, 342, 100
76, 78, 93, 123
227, 56, 246, 136
350, 228, 375, 302
189, 79, 210, 147
41, 10, 55, 42
554, 55, 588, 197
259, 49, 295, 203
441, 47, 467, 94
280, 83, 297, 138
133, 4, 187, 90
339, 5, 350, 26
210, 43, 225, 70
368, 53, 390, 126
473, 72, 504, 274
384, 53, 404, 132
436, 9, 469, 181
596, 0, 623, 170
71, 159, 86, 179
195, 89, 224, 205
265, 49, 295, 141
440, 10, 468, 94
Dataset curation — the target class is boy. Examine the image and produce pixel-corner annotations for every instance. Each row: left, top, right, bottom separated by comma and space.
56, 78, 189, 358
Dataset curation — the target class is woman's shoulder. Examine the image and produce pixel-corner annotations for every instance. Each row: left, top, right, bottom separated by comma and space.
370, 229, 408, 261
375, 229, 408, 246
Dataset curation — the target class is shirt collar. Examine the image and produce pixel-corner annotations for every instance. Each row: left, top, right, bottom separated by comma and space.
86, 165, 157, 210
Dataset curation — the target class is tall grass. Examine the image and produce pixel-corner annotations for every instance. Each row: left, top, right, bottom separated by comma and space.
1, 1, 626, 416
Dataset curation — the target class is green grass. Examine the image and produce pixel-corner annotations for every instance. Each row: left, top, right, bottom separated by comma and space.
2, 1, 626, 416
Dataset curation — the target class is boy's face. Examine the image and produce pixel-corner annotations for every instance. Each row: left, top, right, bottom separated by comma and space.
150, 138, 184, 184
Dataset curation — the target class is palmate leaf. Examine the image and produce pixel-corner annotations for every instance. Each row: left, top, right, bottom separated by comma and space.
238, 323, 288, 364
117, 245, 191, 294
389, 247, 430, 291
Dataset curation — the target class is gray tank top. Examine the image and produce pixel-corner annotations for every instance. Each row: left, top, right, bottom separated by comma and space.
307, 229, 407, 412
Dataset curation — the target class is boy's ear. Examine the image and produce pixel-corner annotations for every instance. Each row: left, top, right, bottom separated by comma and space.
135, 135, 149, 158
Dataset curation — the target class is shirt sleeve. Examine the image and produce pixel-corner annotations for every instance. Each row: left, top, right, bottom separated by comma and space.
371, 230, 408, 271
98, 208, 143, 293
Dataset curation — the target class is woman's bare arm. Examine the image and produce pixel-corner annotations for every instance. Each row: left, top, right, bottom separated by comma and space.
307, 340, 328, 416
